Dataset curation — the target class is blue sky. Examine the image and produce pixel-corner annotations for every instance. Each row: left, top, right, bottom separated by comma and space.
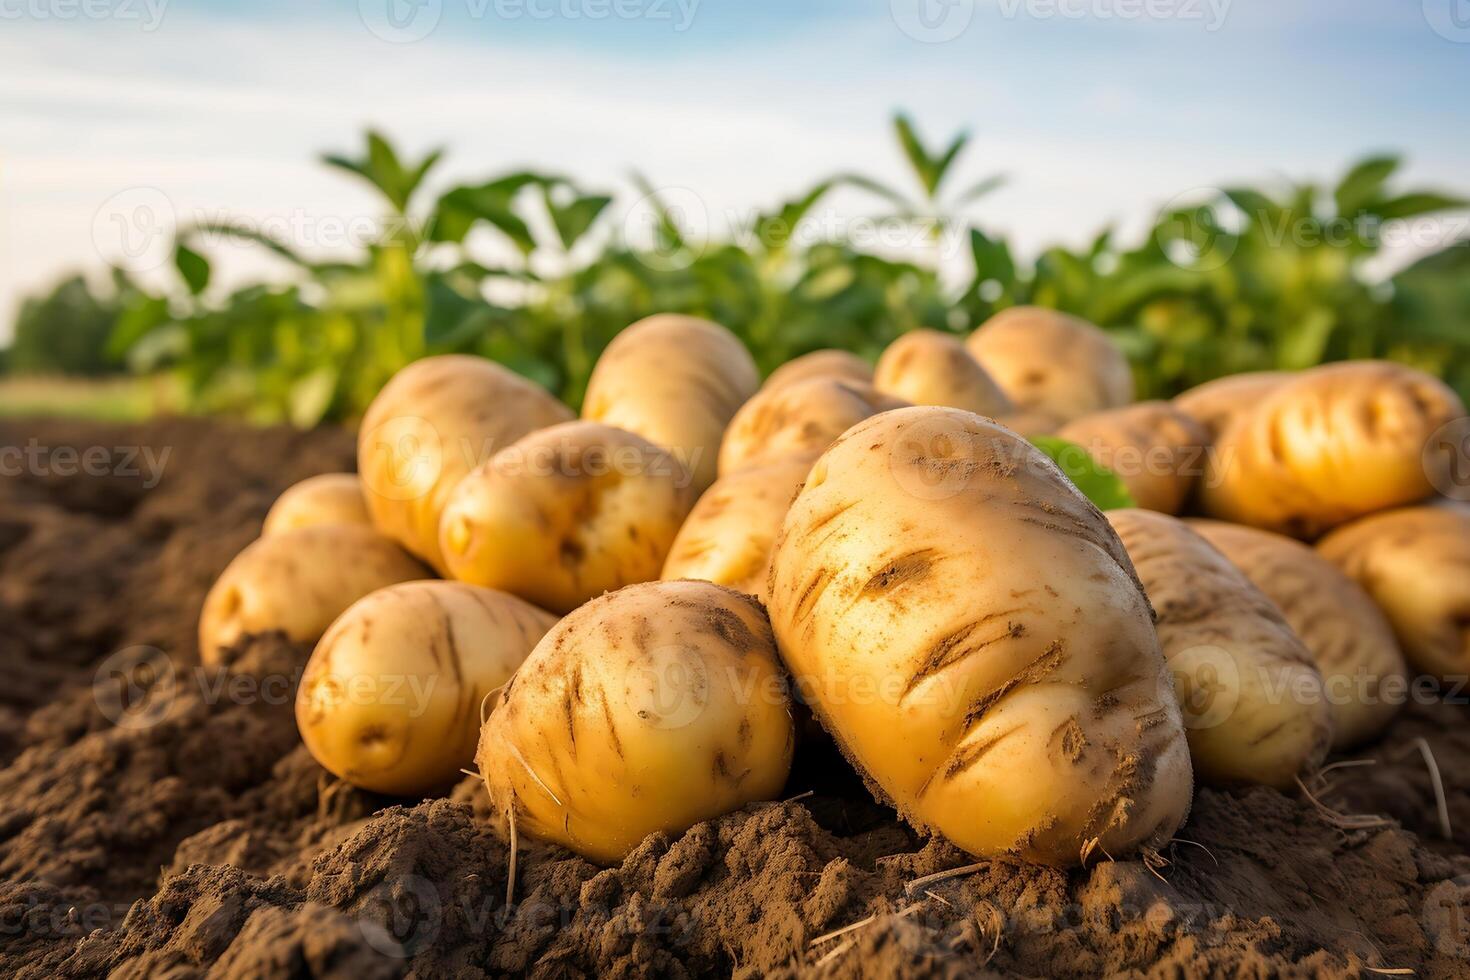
3, 0, 1468, 332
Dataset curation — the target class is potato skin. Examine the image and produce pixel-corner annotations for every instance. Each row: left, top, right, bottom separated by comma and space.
661, 455, 815, 601
767, 406, 1192, 865
296, 582, 556, 796
1059, 402, 1210, 515
1107, 510, 1330, 785
439, 421, 697, 614
358, 355, 572, 573
718, 377, 907, 476
1317, 505, 1470, 683
994, 409, 1063, 439
1191, 519, 1407, 749
1173, 371, 1291, 438
762, 349, 873, 393
874, 330, 1013, 417
966, 307, 1133, 423
1199, 361, 1465, 538
582, 315, 760, 494
262, 474, 371, 536
476, 580, 795, 864
198, 525, 429, 664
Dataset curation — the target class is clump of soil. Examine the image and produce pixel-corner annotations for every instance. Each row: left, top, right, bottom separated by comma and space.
3, 417, 1470, 978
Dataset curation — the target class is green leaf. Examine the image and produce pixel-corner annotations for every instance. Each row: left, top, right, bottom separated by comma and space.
1029, 436, 1137, 510
544, 188, 612, 250
288, 365, 340, 428
928, 132, 970, 197
892, 113, 934, 194
952, 173, 1005, 208
430, 174, 543, 252
1375, 192, 1468, 220
1334, 155, 1399, 217
174, 243, 210, 295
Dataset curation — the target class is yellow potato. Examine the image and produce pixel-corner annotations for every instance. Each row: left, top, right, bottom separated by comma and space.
1317, 504, 1470, 683
1107, 510, 1331, 785
358, 355, 572, 573
262, 474, 371, 536
994, 409, 1063, 439
198, 525, 428, 664
476, 580, 795, 864
1173, 371, 1291, 438
767, 406, 1192, 866
440, 421, 697, 614
966, 307, 1134, 423
296, 582, 556, 795
1192, 519, 1407, 748
762, 349, 873, 393
718, 377, 907, 475
1058, 402, 1210, 514
874, 329, 1013, 417
1199, 361, 1465, 538
582, 314, 759, 494
661, 455, 815, 601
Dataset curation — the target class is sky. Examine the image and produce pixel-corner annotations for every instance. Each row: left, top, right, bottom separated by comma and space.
3, 0, 1469, 337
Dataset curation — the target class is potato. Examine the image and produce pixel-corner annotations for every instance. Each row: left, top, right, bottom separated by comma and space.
582, 314, 759, 494
198, 525, 428, 664
994, 409, 1063, 439
295, 581, 555, 796
1107, 510, 1330, 785
966, 307, 1133, 423
440, 421, 697, 614
1199, 361, 1465, 538
767, 406, 1192, 865
1317, 504, 1470, 683
475, 580, 795, 864
1058, 402, 1210, 514
873, 329, 1013, 417
718, 377, 907, 475
359, 355, 572, 573
1191, 519, 1407, 748
1173, 371, 1290, 438
762, 349, 873, 393
661, 455, 815, 601
262, 474, 371, 536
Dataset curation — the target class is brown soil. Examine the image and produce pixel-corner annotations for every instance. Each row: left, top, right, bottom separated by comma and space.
3, 416, 1470, 979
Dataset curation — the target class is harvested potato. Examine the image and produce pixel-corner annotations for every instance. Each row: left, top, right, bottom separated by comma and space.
1107, 510, 1331, 784
762, 349, 873, 392
1173, 371, 1291, 438
1058, 402, 1210, 514
661, 455, 815, 600
767, 406, 1193, 865
476, 580, 795, 864
582, 314, 759, 494
359, 355, 572, 573
1199, 361, 1465, 538
296, 582, 556, 795
1317, 504, 1470, 682
262, 474, 371, 536
1191, 519, 1407, 748
718, 377, 907, 475
994, 409, 1063, 439
874, 329, 1013, 417
198, 525, 428, 664
440, 421, 697, 614
966, 307, 1133, 423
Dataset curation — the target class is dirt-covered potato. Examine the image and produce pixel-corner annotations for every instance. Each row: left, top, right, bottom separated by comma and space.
359, 355, 572, 573
440, 421, 697, 614
1317, 504, 1470, 683
476, 580, 795, 864
767, 406, 1192, 866
1199, 361, 1465, 538
1107, 510, 1330, 785
1191, 519, 1407, 748
1058, 402, 1210, 514
198, 525, 429, 664
762, 349, 873, 393
661, 455, 815, 601
296, 582, 556, 795
718, 377, 907, 475
262, 474, 371, 536
582, 314, 759, 494
874, 329, 1013, 417
965, 307, 1133, 424
1173, 371, 1291, 438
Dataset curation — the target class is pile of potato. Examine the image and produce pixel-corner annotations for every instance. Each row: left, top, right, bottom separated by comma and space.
199, 307, 1469, 870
